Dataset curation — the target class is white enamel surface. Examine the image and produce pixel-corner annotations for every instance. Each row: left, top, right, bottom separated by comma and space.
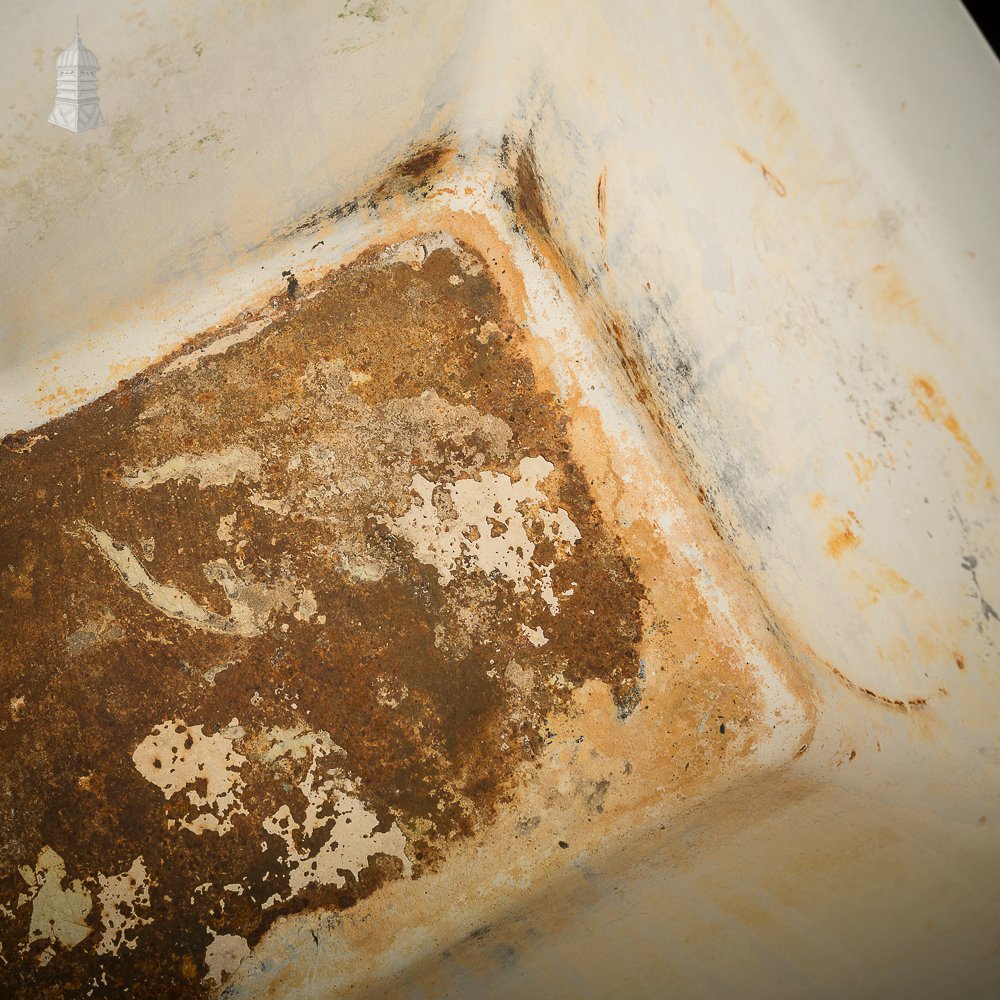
3, 1, 999, 996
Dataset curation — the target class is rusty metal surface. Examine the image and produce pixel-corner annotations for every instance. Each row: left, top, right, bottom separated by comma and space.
0, 233, 653, 996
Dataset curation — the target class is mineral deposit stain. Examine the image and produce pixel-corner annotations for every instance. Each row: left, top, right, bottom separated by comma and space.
0, 234, 645, 997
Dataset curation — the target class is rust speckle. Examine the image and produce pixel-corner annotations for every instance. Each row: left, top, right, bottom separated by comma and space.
954, 652, 966, 671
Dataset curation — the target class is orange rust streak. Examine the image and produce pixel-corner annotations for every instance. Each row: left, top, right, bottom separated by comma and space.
873, 262, 920, 322
846, 451, 876, 485
734, 146, 786, 197
760, 163, 786, 197
596, 167, 608, 242
859, 565, 914, 608
911, 375, 995, 490
829, 664, 928, 710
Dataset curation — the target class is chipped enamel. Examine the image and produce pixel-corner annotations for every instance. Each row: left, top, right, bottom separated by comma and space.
132, 720, 248, 835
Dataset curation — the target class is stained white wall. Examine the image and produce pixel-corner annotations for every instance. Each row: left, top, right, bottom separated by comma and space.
461, 0, 1000, 813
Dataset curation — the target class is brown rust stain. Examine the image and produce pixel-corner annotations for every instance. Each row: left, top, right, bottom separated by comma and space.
910, 375, 994, 491
0, 135, 818, 996
497, 134, 813, 716
735, 146, 786, 198
274, 138, 457, 245
829, 664, 928, 711
365, 140, 457, 208
509, 142, 553, 247
596, 167, 608, 242
0, 236, 645, 996
500, 142, 678, 474
825, 515, 862, 559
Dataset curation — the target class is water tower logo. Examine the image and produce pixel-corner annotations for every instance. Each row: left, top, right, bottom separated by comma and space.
48, 18, 106, 132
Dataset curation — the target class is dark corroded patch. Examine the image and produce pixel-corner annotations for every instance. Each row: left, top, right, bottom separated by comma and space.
279, 137, 455, 244
0, 235, 644, 996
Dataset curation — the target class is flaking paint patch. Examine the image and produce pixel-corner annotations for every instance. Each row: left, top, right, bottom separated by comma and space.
95, 857, 152, 956
521, 624, 548, 647
217, 513, 237, 543
19, 847, 92, 952
132, 719, 248, 835
164, 320, 271, 375
261, 731, 411, 906
203, 931, 250, 987
83, 525, 292, 637
388, 456, 580, 614
379, 233, 483, 276
122, 444, 262, 490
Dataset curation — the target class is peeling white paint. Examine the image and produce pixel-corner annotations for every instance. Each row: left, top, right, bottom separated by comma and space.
204, 930, 250, 986
257, 726, 344, 766
204, 661, 233, 686
293, 588, 318, 622
18, 847, 92, 952
164, 320, 271, 374
259, 730, 411, 906
95, 857, 152, 956
132, 719, 248, 835
388, 456, 580, 613
217, 512, 237, 543
122, 445, 262, 490
84, 525, 290, 637
380, 233, 483, 276
521, 624, 548, 647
